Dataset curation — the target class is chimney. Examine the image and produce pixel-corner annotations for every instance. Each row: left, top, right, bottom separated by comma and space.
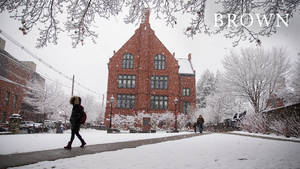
141, 8, 150, 25
188, 53, 192, 61
0, 37, 6, 50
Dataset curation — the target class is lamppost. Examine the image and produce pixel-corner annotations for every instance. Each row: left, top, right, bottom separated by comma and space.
174, 97, 178, 132
109, 95, 114, 129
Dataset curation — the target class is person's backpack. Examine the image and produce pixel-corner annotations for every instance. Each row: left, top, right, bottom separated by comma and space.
81, 111, 87, 124
80, 106, 87, 124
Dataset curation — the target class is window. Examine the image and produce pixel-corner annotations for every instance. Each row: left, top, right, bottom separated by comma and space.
182, 101, 191, 114
13, 95, 18, 108
116, 94, 135, 109
118, 75, 136, 88
183, 88, 190, 96
4, 91, 10, 106
1, 112, 7, 123
150, 95, 168, 110
150, 76, 168, 89
154, 54, 165, 70
122, 53, 134, 69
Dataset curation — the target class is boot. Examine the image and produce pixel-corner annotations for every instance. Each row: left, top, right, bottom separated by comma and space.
80, 140, 86, 148
64, 142, 72, 150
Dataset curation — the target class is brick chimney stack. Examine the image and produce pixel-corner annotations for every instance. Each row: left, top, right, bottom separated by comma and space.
188, 53, 192, 61
141, 8, 150, 25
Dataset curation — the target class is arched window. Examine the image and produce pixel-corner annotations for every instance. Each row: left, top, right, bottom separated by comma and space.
154, 54, 165, 70
122, 53, 134, 69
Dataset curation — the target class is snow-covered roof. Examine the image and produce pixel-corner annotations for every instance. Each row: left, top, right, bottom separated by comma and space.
0, 75, 22, 86
177, 58, 195, 75
0, 75, 41, 92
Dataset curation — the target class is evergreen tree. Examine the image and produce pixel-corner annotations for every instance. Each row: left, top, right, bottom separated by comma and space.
196, 70, 216, 109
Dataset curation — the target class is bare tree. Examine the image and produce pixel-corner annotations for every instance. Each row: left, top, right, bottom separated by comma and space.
81, 94, 103, 123
22, 80, 71, 121
200, 71, 249, 124
0, 0, 299, 47
291, 53, 300, 100
222, 47, 290, 113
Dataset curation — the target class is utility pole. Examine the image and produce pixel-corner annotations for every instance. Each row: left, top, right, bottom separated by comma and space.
71, 75, 75, 96
102, 94, 105, 110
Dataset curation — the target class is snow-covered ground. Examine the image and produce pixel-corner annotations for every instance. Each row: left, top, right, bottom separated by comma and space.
9, 133, 300, 169
231, 131, 300, 142
0, 129, 192, 154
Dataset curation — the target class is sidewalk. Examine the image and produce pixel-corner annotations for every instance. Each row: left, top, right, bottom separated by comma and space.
0, 133, 205, 169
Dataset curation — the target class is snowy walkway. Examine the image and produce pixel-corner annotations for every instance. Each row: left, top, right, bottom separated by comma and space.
0, 133, 203, 169
7, 133, 300, 169
0, 129, 194, 155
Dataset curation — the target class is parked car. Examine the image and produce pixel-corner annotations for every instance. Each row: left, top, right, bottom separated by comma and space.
0, 126, 8, 132
34, 123, 43, 128
19, 121, 34, 129
33, 123, 44, 133
44, 120, 55, 129
19, 121, 35, 133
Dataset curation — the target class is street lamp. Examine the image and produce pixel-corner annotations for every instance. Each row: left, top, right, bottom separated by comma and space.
174, 97, 178, 132
109, 95, 114, 129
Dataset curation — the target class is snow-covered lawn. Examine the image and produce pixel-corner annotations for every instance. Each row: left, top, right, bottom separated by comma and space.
9, 133, 300, 169
0, 129, 192, 155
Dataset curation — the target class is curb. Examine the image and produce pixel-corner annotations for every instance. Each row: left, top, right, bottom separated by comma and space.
225, 132, 300, 143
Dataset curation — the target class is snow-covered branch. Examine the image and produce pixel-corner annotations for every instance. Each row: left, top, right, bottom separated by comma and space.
1, 0, 299, 47
222, 47, 290, 113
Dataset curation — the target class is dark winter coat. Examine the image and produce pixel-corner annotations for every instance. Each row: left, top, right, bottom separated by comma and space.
197, 116, 204, 125
70, 104, 84, 130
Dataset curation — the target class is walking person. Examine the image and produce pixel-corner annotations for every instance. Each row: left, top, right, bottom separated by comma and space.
193, 122, 197, 133
197, 115, 205, 134
64, 96, 86, 149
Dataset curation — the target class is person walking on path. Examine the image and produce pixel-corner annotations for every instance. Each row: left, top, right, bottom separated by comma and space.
64, 96, 86, 150
193, 122, 197, 133
196, 115, 205, 133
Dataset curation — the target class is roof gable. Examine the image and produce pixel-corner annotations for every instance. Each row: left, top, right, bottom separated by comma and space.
178, 58, 195, 75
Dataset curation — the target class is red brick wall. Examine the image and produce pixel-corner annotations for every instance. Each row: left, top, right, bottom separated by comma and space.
104, 18, 195, 128
179, 75, 196, 113
0, 58, 30, 123
0, 52, 36, 123
0, 80, 24, 123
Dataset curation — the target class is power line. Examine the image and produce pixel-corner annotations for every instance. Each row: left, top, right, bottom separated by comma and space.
0, 29, 101, 96
1, 49, 93, 96
0, 49, 72, 91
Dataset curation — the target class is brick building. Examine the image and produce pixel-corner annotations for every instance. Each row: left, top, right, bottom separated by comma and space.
104, 11, 196, 129
0, 37, 45, 123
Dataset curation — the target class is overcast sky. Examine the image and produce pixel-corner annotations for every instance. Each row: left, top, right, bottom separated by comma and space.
0, 8, 299, 101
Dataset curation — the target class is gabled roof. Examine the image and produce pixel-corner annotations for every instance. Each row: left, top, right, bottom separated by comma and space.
177, 58, 195, 75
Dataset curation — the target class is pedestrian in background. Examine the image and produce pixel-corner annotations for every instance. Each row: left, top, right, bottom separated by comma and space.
64, 96, 86, 150
197, 115, 205, 133
193, 122, 197, 133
